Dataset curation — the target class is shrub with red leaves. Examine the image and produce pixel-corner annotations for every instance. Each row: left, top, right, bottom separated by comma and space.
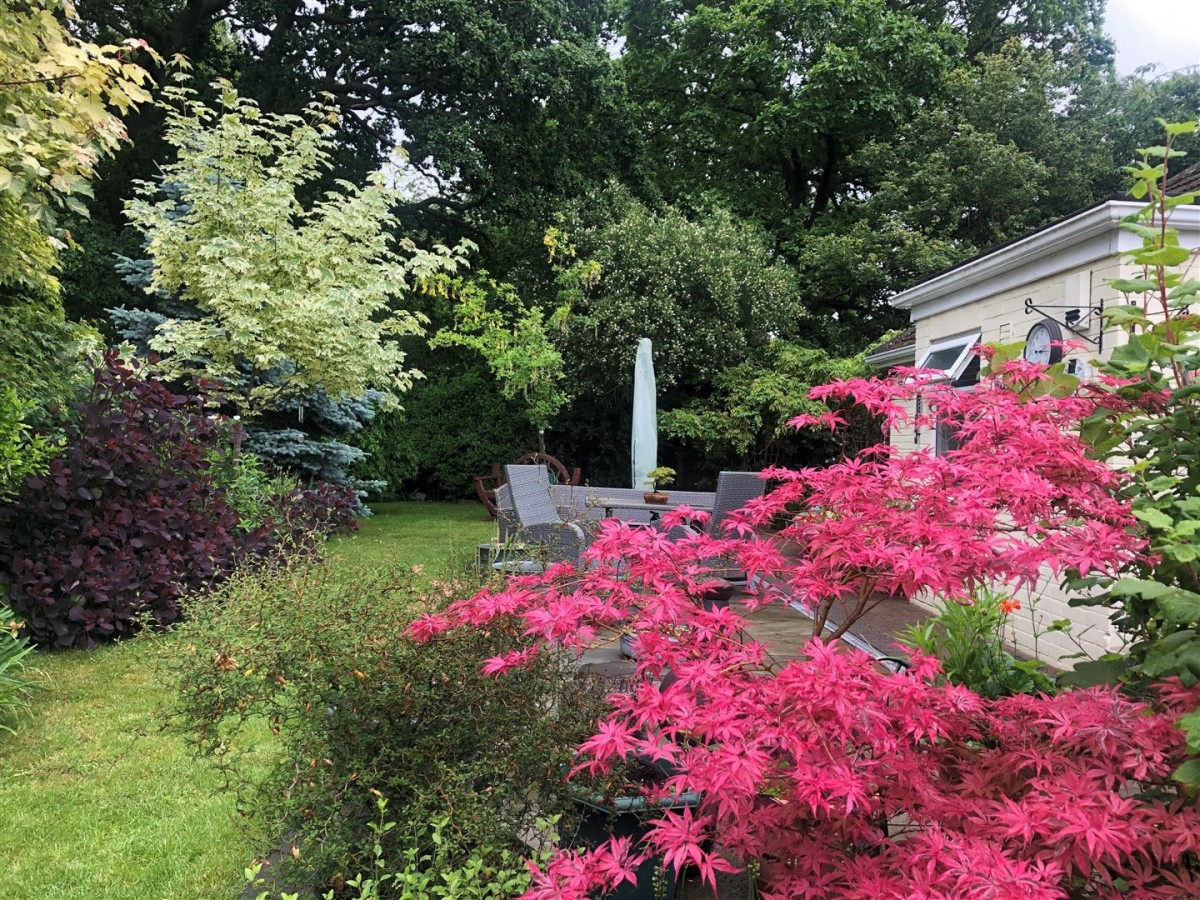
409, 358, 1200, 900
0, 353, 356, 649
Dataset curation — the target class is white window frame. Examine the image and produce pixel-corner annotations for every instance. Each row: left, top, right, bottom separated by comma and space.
916, 332, 981, 383
934, 394, 973, 457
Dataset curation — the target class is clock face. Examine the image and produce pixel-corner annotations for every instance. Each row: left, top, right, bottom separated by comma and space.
1024, 319, 1063, 365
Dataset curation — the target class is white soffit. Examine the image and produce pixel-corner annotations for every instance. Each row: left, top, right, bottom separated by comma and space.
891, 201, 1200, 321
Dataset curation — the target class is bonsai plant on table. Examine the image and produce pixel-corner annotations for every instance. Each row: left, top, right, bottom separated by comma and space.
643, 467, 676, 504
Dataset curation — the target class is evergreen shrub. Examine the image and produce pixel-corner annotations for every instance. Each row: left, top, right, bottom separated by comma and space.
170, 556, 604, 895
353, 370, 534, 499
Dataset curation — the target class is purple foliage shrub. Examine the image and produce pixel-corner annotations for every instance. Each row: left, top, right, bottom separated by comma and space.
0, 353, 357, 649
272, 482, 361, 537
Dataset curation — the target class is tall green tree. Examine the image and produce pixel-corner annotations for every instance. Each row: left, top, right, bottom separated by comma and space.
904, 0, 1112, 61
619, 0, 958, 236
68, 0, 638, 226
1, 0, 155, 427
62, 1, 641, 323
542, 185, 807, 481
612, 0, 1133, 347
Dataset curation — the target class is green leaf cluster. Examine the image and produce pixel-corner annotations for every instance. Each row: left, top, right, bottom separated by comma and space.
430, 274, 570, 434
168, 555, 605, 890
247, 803, 553, 900
558, 187, 805, 394
0, 295, 97, 420
898, 588, 1054, 699
126, 81, 475, 416
351, 368, 535, 500
661, 341, 868, 471
1079, 120, 1200, 781
0, 385, 61, 501
0, 0, 156, 293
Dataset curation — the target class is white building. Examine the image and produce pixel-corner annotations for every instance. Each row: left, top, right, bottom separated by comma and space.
866, 174, 1200, 666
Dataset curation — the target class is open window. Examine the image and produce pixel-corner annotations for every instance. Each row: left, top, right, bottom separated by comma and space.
916, 333, 981, 385
917, 333, 981, 456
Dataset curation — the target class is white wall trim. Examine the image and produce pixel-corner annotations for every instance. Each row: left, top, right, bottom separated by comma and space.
891, 201, 1200, 320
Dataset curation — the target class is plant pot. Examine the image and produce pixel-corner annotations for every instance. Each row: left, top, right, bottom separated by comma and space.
570, 788, 701, 900
701, 583, 737, 611
643, 492, 669, 504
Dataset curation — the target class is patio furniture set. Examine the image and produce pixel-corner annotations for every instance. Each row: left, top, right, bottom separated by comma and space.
485, 463, 918, 668
489, 464, 767, 571
473, 452, 582, 519
486, 466, 920, 898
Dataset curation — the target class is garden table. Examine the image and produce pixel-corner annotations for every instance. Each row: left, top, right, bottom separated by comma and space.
590, 497, 714, 523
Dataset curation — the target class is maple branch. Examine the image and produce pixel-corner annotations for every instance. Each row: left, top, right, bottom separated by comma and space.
825, 578, 882, 643
0, 73, 82, 87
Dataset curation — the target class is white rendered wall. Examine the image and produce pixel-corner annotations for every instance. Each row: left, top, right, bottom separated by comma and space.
884, 203, 1200, 666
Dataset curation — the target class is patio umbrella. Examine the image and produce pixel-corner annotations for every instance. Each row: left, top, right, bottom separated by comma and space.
631, 337, 657, 490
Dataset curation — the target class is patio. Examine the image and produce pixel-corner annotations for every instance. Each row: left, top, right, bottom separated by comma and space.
578, 585, 931, 683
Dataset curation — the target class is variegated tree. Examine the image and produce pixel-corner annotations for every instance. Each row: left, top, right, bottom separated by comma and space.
125, 81, 474, 418
0, 0, 155, 294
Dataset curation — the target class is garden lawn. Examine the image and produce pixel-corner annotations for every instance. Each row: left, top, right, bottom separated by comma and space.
0, 502, 496, 900
329, 500, 495, 576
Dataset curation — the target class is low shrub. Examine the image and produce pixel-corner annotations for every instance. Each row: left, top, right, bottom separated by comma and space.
210, 448, 300, 531
0, 605, 36, 732
245, 802, 555, 900
897, 587, 1054, 698
0, 353, 253, 647
0, 385, 60, 501
210, 448, 361, 536
169, 556, 604, 895
0, 353, 358, 649
272, 481, 361, 537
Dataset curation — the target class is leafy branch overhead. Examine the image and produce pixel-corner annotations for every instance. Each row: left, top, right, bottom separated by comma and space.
125, 80, 474, 415
1069, 119, 1200, 781
0, 0, 157, 293
661, 341, 870, 470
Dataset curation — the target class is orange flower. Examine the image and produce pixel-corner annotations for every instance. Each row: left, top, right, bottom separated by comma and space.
1000, 598, 1022, 615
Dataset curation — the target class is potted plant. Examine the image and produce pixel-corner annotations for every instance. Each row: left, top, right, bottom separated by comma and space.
643, 467, 676, 504
568, 757, 701, 900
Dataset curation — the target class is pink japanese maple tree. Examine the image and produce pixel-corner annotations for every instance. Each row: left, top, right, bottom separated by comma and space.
409, 358, 1200, 899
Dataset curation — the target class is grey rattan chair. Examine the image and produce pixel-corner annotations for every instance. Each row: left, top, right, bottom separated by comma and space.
496, 464, 590, 572
708, 471, 767, 537
684, 471, 768, 586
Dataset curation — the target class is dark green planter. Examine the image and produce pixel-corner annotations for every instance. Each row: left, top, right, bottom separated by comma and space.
569, 791, 701, 900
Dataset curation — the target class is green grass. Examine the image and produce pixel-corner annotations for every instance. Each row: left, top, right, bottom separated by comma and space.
0, 502, 496, 900
330, 501, 496, 577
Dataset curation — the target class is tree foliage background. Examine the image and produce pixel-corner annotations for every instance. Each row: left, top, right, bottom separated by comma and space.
48, 0, 1200, 493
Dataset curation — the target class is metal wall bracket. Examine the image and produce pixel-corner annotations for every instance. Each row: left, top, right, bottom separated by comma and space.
1024, 297, 1104, 351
